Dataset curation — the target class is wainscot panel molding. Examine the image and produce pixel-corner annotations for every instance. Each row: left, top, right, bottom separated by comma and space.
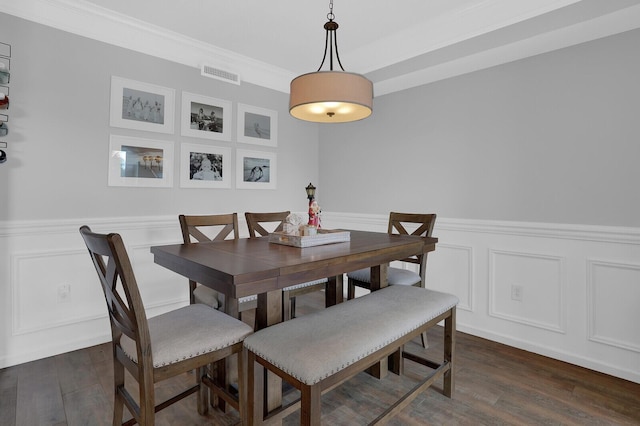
322, 212, 640, 384
2, 213, 639, 384
0, 215, 188, 369
587, 259, 640, 353
0, 214, 297, 368
489, 249, 565, 333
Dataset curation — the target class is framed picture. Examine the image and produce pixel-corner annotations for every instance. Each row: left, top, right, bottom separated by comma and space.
236, 149, 277, 189
180, 143, 231, 188
108, 135, 174, 187
181, 92, 232, 141
109, 76, 175, 134
237, 103, 278, 147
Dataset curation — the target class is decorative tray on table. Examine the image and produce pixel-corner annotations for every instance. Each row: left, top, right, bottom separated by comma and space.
269, 229, 350, 248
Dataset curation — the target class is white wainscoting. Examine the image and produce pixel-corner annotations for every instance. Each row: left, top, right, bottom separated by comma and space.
322, 212, 640, 384
0, 216, 186, 369
1, 214, 639, 384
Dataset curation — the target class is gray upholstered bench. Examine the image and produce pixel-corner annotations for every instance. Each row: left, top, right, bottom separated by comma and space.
243, 285, 459, 425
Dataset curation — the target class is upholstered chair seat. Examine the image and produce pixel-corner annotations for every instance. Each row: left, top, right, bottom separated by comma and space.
347, 266, 421, 287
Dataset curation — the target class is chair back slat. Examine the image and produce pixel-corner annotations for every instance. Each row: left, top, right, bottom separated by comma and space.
179, 214, 240, 305
388, 212, 436, 271
179, 213, 239, 243
79, 226, 151, 363
245, 211, 290, 238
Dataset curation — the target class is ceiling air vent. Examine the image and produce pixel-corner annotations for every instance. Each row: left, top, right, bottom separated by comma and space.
201, 65, 240, 85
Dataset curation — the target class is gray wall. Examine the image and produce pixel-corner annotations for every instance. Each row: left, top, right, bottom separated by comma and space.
319, 29, 640, 227
0, 13, 320, 222
1, 13, 639, 382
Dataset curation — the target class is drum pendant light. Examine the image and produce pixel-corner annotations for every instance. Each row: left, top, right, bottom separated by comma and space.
289, 0, 373, 123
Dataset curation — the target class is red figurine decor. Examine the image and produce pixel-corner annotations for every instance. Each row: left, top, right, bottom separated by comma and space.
305, 182, 321, 228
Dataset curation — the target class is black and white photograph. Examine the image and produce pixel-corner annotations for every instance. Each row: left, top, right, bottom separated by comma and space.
181, 92, 232, 141
189, 102, 223, 133
120, 145, 164, 179
189, 152, 222, 180
237, 103, 278, 147
108, 135, 174, 187
121, 88, 164, 125
180, 143, 231, 188
236, 149, 276, 189
109, 76, 175, 134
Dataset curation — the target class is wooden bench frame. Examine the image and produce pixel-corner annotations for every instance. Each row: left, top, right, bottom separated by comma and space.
245, 303, 456, 425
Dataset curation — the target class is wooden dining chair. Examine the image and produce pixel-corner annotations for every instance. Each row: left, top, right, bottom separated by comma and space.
79, 225, 252, 426
244, 211, 328, 320
346, 212, 436, 347
179, 213, 258, 318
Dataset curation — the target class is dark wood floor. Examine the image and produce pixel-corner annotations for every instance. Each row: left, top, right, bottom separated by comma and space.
2, 290, 639, 425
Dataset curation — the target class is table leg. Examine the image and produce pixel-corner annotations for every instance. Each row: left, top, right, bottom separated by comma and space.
369, 263, 389, 291
256, 289, 283, 415
219, 296, 241, 412
326, 274, 344, 307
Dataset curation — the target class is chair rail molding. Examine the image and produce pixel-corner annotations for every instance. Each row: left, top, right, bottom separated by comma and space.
323, 211, 640, 384
1, 213, 639, 384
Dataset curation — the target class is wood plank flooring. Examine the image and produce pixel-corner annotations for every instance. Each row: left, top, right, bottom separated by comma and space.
1, 290, 639, 425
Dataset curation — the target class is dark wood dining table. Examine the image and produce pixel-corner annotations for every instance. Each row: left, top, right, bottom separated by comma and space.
150, 229, 437, 414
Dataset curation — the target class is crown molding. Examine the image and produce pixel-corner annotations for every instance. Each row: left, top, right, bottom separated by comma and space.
374, 2, 640, 96
2, 0, 640, 97
353, 0, 583, 75
0, 0, 295, 93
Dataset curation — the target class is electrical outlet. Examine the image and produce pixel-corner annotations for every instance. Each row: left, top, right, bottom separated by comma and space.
511, 284, 523, 302
57, 284, 71, 303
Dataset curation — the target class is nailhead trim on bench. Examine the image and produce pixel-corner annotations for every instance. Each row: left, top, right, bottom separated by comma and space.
243, 286, 459, 385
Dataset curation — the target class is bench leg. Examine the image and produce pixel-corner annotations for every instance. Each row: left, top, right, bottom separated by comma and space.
443, 308, 456, 397
300, 384, 322, 426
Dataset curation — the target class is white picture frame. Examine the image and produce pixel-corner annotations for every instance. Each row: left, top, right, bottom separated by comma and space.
237, 103, 278, 147
180, 143, 231, 188
109, 76, 175, 134
181, 91, 232, 142
108, 135, 174, 188
235, 149, 277, 189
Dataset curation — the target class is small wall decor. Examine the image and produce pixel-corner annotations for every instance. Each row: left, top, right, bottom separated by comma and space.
0, 42, 10, 164
236, 149, 277, 189
237, 103, 278, 147
180, 142, 231, 189
109, 76, 175, 134
108, 134, 174, 187
0, 58, 9, 85
0, 114, 7, 137
180, 91, 232, 142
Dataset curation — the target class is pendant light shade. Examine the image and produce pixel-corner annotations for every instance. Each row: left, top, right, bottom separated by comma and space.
289, 1, 373, 123
290, 71, 373, 123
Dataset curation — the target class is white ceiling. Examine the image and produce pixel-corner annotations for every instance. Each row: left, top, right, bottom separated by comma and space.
3, 0, 640, 95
